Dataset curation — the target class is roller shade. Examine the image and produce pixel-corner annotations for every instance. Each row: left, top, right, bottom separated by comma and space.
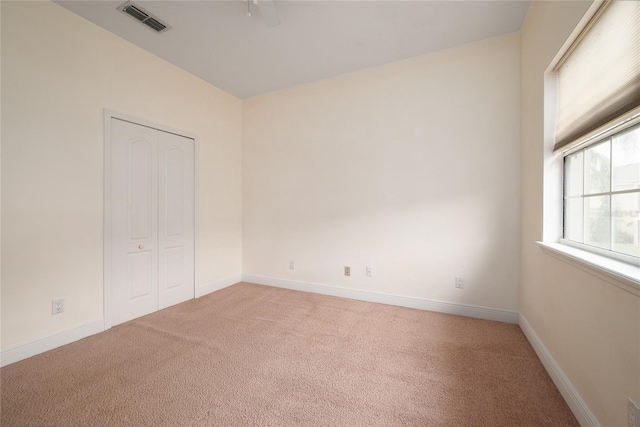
554, 0, 640, 152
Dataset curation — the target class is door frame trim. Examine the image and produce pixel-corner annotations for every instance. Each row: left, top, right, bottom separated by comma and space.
103, 109, 200, 330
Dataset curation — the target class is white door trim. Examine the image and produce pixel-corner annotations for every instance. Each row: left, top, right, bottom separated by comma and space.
103, 109, 199, 330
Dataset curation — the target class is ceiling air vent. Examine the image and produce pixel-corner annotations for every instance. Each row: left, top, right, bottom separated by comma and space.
122, 4, 148, 21
142, 17, 167, 33
118, 1, 171, 33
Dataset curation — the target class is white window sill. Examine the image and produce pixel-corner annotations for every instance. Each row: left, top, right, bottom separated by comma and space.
537, 241, 640, 297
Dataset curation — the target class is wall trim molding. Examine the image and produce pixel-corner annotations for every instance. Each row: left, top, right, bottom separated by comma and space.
198, 274, 242, 297
519, 314, 600, 427
0, 280, 598, 427
0, 274, 240, 368
242, 274, 519, 324
0, 319, 105, 368
538, 241, 640, 297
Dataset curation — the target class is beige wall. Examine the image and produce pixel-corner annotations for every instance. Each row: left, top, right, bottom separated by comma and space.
1, 1, 243, 348
4, 2, 637, 424
243, 34, 521, 311
520, 1, 640, 426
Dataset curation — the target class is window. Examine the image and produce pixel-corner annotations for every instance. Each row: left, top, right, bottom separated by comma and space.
556, 0, 640, 263
563, 122, 640, 260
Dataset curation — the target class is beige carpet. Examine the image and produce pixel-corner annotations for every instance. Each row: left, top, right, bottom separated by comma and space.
1, 282, 577, 426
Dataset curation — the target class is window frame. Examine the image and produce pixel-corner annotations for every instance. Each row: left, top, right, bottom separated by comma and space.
560, 117, 640, 265
538, 0, 640, 296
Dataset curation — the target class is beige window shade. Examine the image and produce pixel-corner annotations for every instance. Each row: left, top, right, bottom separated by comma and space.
554, 0, 640, 152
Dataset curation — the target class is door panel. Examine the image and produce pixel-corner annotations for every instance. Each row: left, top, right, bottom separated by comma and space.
163, 246, 184, 290
165, 147, 184, 238
111, 119, 159, 326
129, 140, 154, 241
158, 131, 195, 309
128, 251, 153, 299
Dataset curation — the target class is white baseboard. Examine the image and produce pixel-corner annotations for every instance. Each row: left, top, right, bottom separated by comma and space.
0, 279, 599, 427
519, 315, 599, 427
0, 319, 105, 368
242, 274, 519, 324
197, 274, 242, 297
0, 276, 240, 368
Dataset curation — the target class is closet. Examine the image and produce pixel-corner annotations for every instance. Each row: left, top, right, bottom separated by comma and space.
109, 118, 195, 326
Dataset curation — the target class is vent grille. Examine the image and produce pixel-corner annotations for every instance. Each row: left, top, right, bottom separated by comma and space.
123, 4, 148, 22
143, 17, 167, 32
118, 1, 170, 33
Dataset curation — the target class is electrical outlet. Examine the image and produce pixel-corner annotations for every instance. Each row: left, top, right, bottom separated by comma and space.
344, 266, 350, 276
52, 298, 64, 315
455, 276, 464, 289
289, 260, 295, 270
366, 266, 372, 277
629, 398, 640, 427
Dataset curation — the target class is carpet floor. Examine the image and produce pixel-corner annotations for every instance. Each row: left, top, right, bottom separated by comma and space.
1, 282, 577, 426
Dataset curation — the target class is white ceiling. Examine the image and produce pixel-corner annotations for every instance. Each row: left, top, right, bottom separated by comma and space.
55, 0, 531, 99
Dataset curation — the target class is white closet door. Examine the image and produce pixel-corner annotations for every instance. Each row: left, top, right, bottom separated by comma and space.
111, 119, 159, 326
158, 131, 195, 309
110, 118, 195, 327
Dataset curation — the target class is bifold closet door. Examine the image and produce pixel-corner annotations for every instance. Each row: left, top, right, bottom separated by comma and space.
110, 118, 194, 326
157, 130, 195, 310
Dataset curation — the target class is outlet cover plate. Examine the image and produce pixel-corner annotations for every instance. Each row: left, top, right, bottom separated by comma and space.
52, 298, 64, 315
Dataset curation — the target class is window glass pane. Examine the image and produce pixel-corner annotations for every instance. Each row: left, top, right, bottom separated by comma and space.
612, 192, 640, 257
584, 140, 611, 194
565, 151, 584, 196
612, 124, 640, 192
564, 197, 584, 242
584, 195, 611, 249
